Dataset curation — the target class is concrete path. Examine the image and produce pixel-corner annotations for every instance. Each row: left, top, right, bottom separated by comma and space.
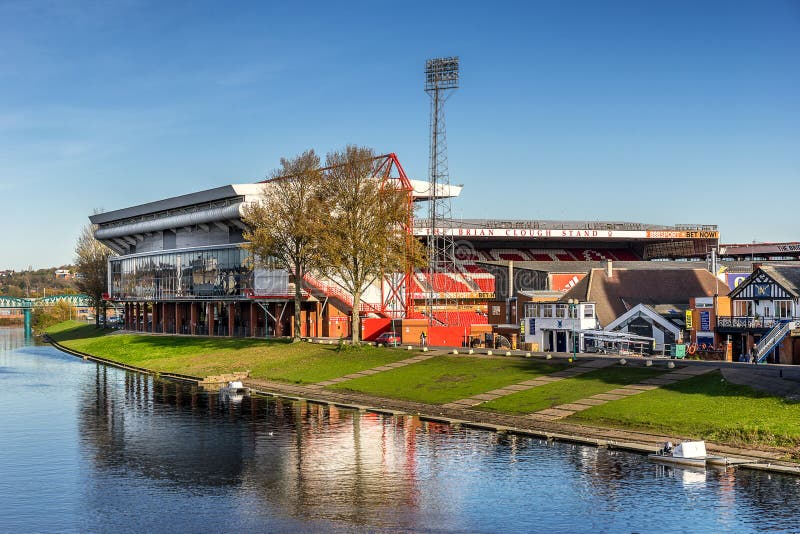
527, 365, 718, 421
441, 358, 617, 409
721, 368, 800, 400
307, 352, 438, 389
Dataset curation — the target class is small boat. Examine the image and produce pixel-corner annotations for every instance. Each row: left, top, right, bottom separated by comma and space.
648, 440, 709, 468
219, 380, 248, 403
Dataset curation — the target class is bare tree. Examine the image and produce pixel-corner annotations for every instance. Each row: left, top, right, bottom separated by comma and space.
318, 145, 424, 343
242, 150, 324, 342
74, 223, 115, 327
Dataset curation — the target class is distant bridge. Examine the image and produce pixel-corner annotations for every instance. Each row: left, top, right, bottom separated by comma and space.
0, 294, 92, 309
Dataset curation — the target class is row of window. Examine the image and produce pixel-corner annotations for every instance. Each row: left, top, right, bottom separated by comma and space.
110, 247, 258, 299
523, 303, 595, 319
732, 300, 796, 318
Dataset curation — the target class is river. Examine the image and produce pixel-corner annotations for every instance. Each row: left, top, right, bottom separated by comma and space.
1, 327, 799, 532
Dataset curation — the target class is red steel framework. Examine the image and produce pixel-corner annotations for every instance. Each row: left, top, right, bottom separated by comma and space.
258, 152, 416, 319
373, 153, 415, 319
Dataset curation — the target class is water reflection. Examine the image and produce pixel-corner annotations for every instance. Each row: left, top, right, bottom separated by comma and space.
4, 327, 800, 533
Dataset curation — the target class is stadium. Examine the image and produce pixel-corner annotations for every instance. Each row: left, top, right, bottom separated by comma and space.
90, 151, 733, 345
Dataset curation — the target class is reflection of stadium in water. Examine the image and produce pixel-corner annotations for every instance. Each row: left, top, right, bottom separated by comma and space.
72, 358, 800, 531
78, 367, 253, 487
78, 366, 463, 525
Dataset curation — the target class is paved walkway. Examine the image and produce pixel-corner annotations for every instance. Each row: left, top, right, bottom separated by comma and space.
307, 352, 438, 389
441, 358, 617, 409
528, 365, 719, 421
721, 368, 800, 400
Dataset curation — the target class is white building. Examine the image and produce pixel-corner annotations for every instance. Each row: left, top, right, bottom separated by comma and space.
521, 301, 599, 353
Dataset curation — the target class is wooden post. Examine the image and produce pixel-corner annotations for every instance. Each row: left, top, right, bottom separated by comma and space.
152, 302, 159, 333
227, 302, 235, 337
207, 302, 215, 336
249, 302, 257, 337
190, 302, 197, 335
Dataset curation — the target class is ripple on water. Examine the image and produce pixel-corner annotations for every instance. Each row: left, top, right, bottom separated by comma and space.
0, 331, 799, 533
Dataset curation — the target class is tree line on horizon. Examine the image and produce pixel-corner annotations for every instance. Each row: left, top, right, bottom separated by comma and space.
0, 267, 79, 299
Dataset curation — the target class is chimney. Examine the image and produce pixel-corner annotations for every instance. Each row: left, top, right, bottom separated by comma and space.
606, 259, 613, 278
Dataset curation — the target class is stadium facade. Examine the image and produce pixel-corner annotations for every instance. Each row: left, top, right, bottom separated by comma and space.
90, 153, 798, 358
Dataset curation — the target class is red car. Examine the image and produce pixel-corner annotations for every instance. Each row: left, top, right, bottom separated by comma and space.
375, 331, 401, 346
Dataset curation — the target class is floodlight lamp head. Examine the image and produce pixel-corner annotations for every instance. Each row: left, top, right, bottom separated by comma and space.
425, 56, 460, 92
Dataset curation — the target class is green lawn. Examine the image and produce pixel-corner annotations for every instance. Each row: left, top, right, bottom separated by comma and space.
478, 366, 665, 414
45, 322, 800, 453
570, 371, 800, 449
330, 355, 567, 404
46, 321, 411, 384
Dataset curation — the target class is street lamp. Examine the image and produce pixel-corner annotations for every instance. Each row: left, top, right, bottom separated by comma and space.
568, 299, 578, 362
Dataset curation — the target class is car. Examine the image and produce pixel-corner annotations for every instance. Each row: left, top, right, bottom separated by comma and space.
375, 331, 401, 346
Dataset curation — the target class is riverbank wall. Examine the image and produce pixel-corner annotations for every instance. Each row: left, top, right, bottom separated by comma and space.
44, 334, 800, 477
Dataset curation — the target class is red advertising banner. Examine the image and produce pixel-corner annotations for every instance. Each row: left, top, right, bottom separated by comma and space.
551, 273, 587, 293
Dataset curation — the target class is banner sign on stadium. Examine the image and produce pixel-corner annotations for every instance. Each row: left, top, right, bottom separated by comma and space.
413, 228, 719, 240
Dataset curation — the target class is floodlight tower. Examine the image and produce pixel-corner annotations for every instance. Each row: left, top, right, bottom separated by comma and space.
424, 56, 459, 327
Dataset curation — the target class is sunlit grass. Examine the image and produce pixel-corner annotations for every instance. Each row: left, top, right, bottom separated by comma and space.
478, 366, 665, 414
46, 321, 410, 384
330, 356, 567, 404
570, 371, 800, 449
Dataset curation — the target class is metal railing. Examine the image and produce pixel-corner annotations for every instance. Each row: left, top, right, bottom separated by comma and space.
716, 316, 791, 330
303, 274, 384, 316
756, 320, 796, 363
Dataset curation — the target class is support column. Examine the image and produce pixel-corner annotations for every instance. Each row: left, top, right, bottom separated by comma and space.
161, 302, 166, 334
152, 302, 159, 333
249, 302, 257, 337
175, 302, 181, 335
190, 302, 197, 335
275, 304, 282, 337
144, 303, 150, 332
135, 303, 141, 331
207, 302, 215, 336
124, 303, 130, 330
228, 303, 235, 337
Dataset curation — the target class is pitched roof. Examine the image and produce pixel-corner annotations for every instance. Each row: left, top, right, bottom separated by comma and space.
760, 265, 800, 298
561, 268, 726, 326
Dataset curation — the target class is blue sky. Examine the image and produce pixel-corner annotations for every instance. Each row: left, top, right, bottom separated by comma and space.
1, 0, 798, 270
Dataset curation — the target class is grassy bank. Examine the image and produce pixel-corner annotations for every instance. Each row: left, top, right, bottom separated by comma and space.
330, 356, 566, 404
478, 366, 665, 414
570, 372, 800, 452
46, 321, 410, 384
45, 321, 800, 453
